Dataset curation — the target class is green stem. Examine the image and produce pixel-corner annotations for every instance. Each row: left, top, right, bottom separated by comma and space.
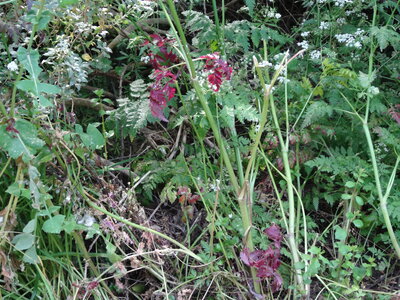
362, 123, 400, 258
163, 0, 258, 291
362, 0, 400, 259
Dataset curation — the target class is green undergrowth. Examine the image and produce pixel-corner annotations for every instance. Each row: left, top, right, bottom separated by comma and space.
0, 0, 400, 299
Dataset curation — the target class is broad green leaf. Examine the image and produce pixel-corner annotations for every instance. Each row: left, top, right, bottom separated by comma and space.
23, 219, 36, 233
38, 83, 61, 94
23, 246, 39, 264
38, 95, 53, 107
16, 80, 36, 92
37, 12, 51, 30
17, 47, 42, 80
6, 183, 21, 196
353, 219, 364, 228
42, 215, 65, 234
37, 206, 61, 217
334, 226, 347, 241
75, 123, 105, 150
0, 119, 45, 161
12, 233, 35, 251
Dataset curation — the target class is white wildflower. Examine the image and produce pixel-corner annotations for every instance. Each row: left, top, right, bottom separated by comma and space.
7, 61, 18, 71
301, 31, 310, 37
258, 60, 273, 68
310, 50, 321, 60
319, 21, 329, 30
297, 40, 310, 50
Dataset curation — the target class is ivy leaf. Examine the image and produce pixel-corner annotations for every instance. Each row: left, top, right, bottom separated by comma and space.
42, 215, 65, 234
0, 119, 45, 161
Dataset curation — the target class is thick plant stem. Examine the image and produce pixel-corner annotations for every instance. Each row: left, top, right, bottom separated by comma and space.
362, 0, 400, 259
269, 96, 305, 292
163, 0, 259, 292
362, 123, 400, 258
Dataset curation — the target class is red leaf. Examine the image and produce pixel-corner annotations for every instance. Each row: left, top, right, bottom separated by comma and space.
264, 224, 282, 245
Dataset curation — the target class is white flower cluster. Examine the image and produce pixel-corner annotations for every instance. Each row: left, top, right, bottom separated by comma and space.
334, 0, 354, 7
319, 21, 330, 30
258, 60, 273, 68
310, 50, 321, 60
297, 40, 310, 50
7, 61, 18, 72
335, 28, 366, 49
259, 7, 281, 20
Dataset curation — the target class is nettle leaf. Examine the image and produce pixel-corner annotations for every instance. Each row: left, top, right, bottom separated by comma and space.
42, 215, 65, 234
0, 119, 45, 161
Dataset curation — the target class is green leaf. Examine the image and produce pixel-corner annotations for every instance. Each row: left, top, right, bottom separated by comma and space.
341, 194, 352, 200
245, 0, 255, 15
17, 47, 42, 80
355, 196, 364, 206
6, 183, 21, 196
75, 123, 105, 150
37, 12, 51, 30
16, 80, 36, 92
0, 119, 45, 161
23, 219, 36, 233
12, 233, 35, 251
60, 0, 79, 6
334, 226, 347, 241
23, 246, 39, 264
345, 181, 355, 188
38, 83, 61, 94
42, 215, 65, 234
352, 219, 364, 228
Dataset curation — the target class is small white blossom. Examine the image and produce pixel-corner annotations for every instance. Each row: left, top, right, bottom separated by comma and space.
7, 61, 18, 71
310, 50, 321, 60
301, 31, 310, 37
319, 21, 329, 30
297, 40, 310, 50
258, 60, 273, 68
334, 0, 354, 7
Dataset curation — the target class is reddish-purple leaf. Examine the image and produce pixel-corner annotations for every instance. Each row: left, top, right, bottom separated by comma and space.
264, 224, 282, 245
